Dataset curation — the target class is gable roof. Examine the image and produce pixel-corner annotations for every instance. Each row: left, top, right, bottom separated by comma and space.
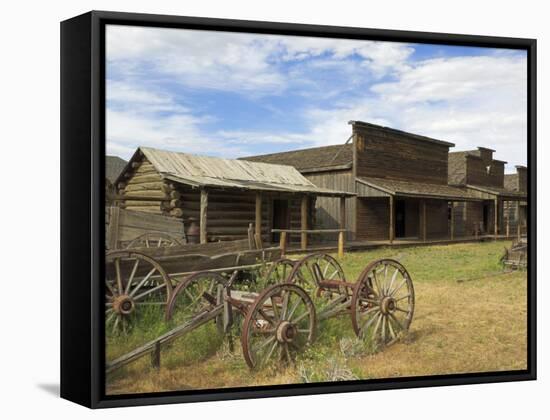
120, 147, 354, 197
106, 156, 127, 183
240, 144, 353, 173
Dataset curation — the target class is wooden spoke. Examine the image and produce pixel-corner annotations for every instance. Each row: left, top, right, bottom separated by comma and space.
264, 259, 295, 286
105, 250, 172, 335
165, 271, 227, 323
124, 258, 140, 294
351, 259, 415, 347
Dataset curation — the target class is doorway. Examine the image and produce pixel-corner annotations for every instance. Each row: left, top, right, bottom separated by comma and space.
395, 199, 406, 238
482, 202, 490, 233
272, 199, 289, 243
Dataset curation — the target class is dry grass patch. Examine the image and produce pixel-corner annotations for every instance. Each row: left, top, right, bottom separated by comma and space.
106, 241, 527, 395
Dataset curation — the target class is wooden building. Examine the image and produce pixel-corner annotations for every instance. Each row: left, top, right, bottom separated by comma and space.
105, 155, 127, 205
448, 149, 527, 236
243, 121, 480, 242
114, 147, 353, 244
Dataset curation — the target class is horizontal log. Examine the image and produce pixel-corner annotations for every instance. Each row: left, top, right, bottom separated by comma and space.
123, 200, 163, 207
124, 182, 165, 192
122, 190, 169, 199
271, 229, 347, 233
128, 174, 163, 184
123, 206, 163, 214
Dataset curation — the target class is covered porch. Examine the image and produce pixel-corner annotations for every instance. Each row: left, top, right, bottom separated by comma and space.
355, 177, 481, 243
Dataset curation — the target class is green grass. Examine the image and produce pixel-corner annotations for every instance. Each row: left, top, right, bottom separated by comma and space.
106, 240, 527, 394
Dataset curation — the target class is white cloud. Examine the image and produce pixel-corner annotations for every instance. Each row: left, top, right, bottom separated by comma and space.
106, 25, 527, 170
106, 25, 413, 95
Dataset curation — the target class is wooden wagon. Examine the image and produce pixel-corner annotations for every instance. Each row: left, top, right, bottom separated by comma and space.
106, 252, 415, 373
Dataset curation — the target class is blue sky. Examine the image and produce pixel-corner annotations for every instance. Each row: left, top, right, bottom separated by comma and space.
106, 25, 527, 171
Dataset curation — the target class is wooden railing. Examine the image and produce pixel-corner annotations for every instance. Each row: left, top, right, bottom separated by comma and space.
271, 229, 347, 258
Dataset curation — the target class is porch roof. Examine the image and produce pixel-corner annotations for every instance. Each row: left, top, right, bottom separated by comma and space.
357, 177, 481, 201
464, 184, 527, 200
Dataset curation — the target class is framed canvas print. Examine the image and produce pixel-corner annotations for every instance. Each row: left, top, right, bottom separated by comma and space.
60, 10, 536, 408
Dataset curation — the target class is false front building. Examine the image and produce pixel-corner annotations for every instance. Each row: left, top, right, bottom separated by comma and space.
243, 121, 481, 242
448, 149, 527, 237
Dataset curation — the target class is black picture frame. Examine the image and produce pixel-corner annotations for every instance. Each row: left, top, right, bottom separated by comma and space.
60, 10, 537, 409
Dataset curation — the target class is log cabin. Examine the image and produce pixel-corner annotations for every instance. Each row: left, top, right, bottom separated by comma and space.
114, 147, 354, 245
242, 120, 481, 242
448, 149, 527, 237
105, 155, 127, 205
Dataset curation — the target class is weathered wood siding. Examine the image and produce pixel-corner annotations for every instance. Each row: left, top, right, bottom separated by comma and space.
305, 170, 356, 240
425, 200, 449, 237
356, 197, 389, 240
353, 125, 450, 185
106, 207, 185, 248
465, 156, 505, 188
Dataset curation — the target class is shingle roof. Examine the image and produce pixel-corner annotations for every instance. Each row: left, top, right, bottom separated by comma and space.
120, 147, 354, 197
465, 184, 526, 199
240, 144, 353, 173
357, 177, 480, 201
106, 156, 127, 183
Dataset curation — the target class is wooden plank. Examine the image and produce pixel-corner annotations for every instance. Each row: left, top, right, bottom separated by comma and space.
279, 231, 287, 256
337, 231, 344, 259
107, 206, 120, 249
339, 196, 346, 229
301, 195, 308, 250
200, 189, 208, 244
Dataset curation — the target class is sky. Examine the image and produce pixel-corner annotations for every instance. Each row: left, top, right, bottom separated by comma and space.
106, 25, 528, 172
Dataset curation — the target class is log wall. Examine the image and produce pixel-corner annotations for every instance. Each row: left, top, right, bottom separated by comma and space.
465, 156, 505, 188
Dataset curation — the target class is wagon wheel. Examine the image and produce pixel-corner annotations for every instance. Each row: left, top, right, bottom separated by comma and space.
105, 250, 172, 334
165, 271, 228, 323
351, 259, 414, 347
263, 258, 296, 285
125, 232, 183, 249
242, 283, 316, 369
286, 253, 347, 299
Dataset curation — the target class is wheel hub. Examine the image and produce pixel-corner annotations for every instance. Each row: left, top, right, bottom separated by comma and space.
112, 295, 135, 315
380, 296, 396, 315
276, 321, 297, 343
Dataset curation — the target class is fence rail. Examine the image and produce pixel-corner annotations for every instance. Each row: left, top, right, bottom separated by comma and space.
271, 229, 348, 258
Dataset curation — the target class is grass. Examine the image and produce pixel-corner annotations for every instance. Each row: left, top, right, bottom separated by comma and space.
106, 240, 527, 395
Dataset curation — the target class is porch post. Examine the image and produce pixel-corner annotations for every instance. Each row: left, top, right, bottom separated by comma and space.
255, 192, 262, 242
450, 202, 455, 240
389, 195, 394, 244
422, 200, 427, 242
506, 200, 510, 237
301, 195, 308, 250
494, 198, 499, 239
200, 189, 208, 244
